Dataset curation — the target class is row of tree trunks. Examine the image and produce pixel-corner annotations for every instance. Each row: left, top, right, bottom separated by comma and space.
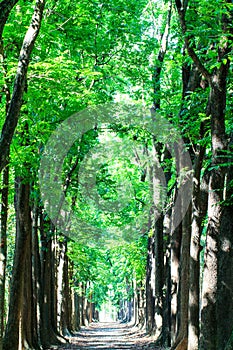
3, 190, 95, 350
144, 1, 172, 341
144, 2, 232, 349
173, 1, 233, 349
174, 60, 207, 350
0, 2, 46, 346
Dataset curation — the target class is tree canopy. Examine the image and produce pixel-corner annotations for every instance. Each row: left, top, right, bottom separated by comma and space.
0, 0, 233, 350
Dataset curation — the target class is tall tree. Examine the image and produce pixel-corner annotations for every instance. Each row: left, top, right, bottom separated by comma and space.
145, 1, 172, 340
0, 160, 9, 349
217, 136, 233, 349
175, 0, 233, 348
3, 178, 32, 350
0, 52, 11, 350
178, 61, 208, 350
0, 0, 45, 173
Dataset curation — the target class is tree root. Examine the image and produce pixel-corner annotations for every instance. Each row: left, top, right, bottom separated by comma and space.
170, 335, 188, 350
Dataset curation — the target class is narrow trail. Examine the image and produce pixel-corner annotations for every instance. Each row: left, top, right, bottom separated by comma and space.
56, 322, 160, 350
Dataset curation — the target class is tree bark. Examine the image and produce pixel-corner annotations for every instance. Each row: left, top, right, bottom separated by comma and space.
200, 73, 229, 350
40, 216, 66, 348
61, 242, 73, 336
153, 215, 164, 341
22, 214, 35, 350
72, 289, 80, 331
32, 204, 42, 348
171, 204, 191, 350
57, 238, 66, 334
0, 160, 9, 348
170, 195, 182, 344
145, 235, 155, 333
0, 41, 11, 350
188, 168, 208, 350
20, 197, 42, 350
147, 147, 165, 339
216, 139, 233, 349
179, 59, 206, 350
137, 282, 146, 329
162, 212, 172, 347
3, 179, 31, 350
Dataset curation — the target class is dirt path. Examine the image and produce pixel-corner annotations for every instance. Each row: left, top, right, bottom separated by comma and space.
56, 322, 160, 349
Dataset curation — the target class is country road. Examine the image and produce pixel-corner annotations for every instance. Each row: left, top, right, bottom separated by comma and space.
55, 322, 159, 350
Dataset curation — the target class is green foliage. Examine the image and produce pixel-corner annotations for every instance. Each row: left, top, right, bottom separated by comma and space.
181, 0, 233, 72
68, 236, 147, 310
59, 124, 152, 244
1, 0, 233, 329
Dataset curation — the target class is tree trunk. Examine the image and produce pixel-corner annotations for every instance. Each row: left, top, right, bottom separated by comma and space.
188, 159, 208, 350
20, 198, 42, 350
162, 212, 172, 347
40, 216, 66, 348
170, 207, 182, 344
69, 264, 78, 331
32, 204, 42, 348
172, 204, 192, 350
3, 179, 31, 350
149, 2, 171, 338
174, 2, 232, 349
137, 282, 146, 329
132, 278, 138, 326
0, 161, 9, 348
179, 57, 204, 350
57, 239, 66, 334
200, 74, 228, 350
0, 41, 11, 350
22, 216, 34, 350
153, 215, 164, 342
61, 243, 73, 336
216, 139, 233, 349
145, 235, 155, 333
72, 290, 80, 331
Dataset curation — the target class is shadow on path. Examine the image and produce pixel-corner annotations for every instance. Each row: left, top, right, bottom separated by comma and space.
55, 322, 160, 350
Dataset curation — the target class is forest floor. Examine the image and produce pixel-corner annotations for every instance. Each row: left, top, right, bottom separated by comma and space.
54, 322, 163, 350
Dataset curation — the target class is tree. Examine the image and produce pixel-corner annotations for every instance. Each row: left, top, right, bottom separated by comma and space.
0, 0, 45, 173
175, 0, 233, 348
3, 178, 32, 350
0, 161, 9, 349
217, 136, 233, 349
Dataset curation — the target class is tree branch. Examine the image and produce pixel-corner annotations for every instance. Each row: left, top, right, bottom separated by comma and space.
152, 0, 172, 109
175, 1, 211, 82
0, 0, 19, 38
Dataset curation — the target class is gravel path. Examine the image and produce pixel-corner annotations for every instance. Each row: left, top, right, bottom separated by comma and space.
56, 322, 159, 350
